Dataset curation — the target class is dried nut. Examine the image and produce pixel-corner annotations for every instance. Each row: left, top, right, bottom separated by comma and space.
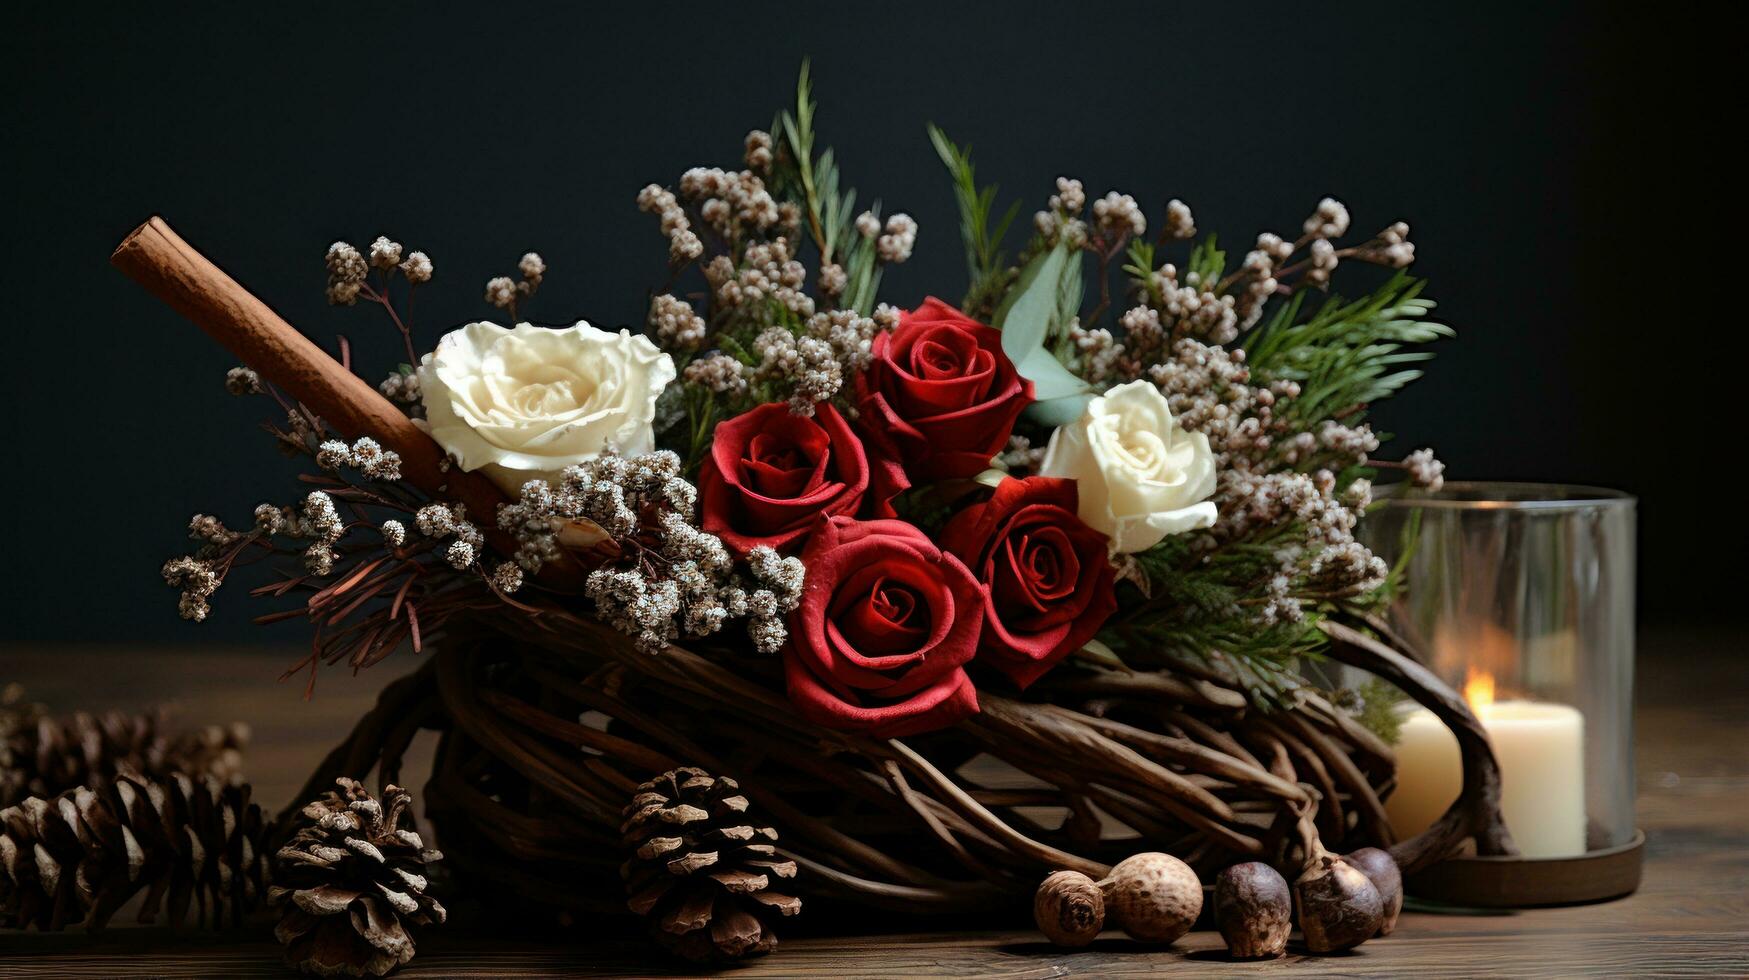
1099, 852, 1202, 944
1033, 870, 1105, 947
1213, 862, 1291, 959
1294, 852, 1384, 953
1344, 847, 1403, 936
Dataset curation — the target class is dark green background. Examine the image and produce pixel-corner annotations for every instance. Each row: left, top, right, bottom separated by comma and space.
2, 3, 1721, 644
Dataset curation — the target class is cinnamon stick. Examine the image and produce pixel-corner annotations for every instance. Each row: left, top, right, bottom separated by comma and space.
112, 217, 501, 512
111, 216, 574, 582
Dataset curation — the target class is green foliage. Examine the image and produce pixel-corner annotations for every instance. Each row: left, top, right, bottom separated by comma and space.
1243, 272, 1453, 427
771, 61, 884, 314
1351, 678, 1408, 744
926, 124, 1021, 315
1112, 530, 1330, 708
1187, 235, 1227, 287
1103, 610, 1319, 711
991, 243, 1093, 425
1123, 239, 1158, 304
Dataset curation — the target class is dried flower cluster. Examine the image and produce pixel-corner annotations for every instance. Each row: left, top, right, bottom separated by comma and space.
873, 212, 917, 263
497, 451, 803, 652
484, 251, 545, 318
323, 236, 432, 366
416, 502, 487, 573
703, 239, 813, 320
378, 369, 422, 412
951, 169, 1451, 693
635, 103, 916, 457
1139, 324, 1437, 627
682, 352, 748, 396
225, 366, 263, 395
1062, 196, 1425, 389
160, 488, 355, 620
316, 437, 403, 481
325, 238, 431, 305
161, 390, 520, 692
649, 293, 707, 351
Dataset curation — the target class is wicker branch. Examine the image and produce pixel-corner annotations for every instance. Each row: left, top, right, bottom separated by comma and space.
274, 601, 1509, 920
1319, 618, 1517, 872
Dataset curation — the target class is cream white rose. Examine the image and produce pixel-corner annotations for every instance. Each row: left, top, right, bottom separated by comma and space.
417, 321, 675, 493
1038, 379, 1218, 553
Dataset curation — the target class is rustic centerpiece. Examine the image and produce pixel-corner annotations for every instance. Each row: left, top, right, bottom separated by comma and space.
57, 67, 1524, 972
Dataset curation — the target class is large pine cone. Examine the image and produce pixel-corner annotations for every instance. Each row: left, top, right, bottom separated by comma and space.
0, 769, 270, 930
270, 779, 445, 978
1, 688, 248, 808
621, 767, 800, 962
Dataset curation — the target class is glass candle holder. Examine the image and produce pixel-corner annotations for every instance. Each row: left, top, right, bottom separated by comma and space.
1359, 482, 1640, 904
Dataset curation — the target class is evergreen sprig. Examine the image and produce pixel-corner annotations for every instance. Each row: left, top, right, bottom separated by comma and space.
772, 60, 885, 314
1243, 272, 1452, 427
926, 124, 1020, 317
1089, 265, 1448, 708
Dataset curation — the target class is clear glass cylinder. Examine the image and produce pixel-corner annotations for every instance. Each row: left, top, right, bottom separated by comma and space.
1359, 482, 1637, 855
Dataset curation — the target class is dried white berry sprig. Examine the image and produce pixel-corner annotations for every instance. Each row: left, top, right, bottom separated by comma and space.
498, 451, 803, 654
325, 237, 431, 365
484, 251, 546, 320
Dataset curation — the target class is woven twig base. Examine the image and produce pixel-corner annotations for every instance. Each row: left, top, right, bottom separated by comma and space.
279, 607, 1495, 920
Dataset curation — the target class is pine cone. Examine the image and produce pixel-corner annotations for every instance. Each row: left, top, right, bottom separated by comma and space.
270, 779, 445, 978
1, 689, 249, 808
0, 769, 270, 930
621, 767, 800, 962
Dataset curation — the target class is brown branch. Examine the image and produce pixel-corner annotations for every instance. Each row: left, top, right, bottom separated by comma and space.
1319, 618, 1515, 872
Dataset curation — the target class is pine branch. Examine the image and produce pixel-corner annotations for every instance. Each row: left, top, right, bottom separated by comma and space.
926, 124, 1020, 318
1243, 271, 1453, 427
771, 61, 883, 314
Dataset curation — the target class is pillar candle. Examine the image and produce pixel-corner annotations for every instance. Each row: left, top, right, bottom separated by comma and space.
1386, 690, 1587, 858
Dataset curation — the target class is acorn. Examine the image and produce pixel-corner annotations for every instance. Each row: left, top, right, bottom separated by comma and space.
1099, 852, 1202, 945
1294, 850, 1384, 953
1344, 847, 1404, 936
1033, 870, 1105, 947
1212, 862, 1292, 959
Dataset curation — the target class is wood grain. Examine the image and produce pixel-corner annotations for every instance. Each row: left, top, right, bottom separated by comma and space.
3, 628, 1745, 977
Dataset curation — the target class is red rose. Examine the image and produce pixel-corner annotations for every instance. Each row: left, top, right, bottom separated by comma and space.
938, 477, 1117, 689
783, 515, 983, 737
700, 402, 904, 555
855, 297, 1033, 481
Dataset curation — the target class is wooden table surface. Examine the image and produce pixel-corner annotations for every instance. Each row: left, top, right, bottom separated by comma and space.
2, 628, 1745, 978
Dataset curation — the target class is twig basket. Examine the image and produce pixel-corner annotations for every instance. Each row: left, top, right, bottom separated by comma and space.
115, 216, 1513, 921
287, 608, 1505, 918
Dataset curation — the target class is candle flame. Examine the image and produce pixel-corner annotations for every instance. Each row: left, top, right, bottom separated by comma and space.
1465, 668, 1496, 712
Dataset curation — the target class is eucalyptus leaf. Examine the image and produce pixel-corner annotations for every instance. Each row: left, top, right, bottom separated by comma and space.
992, 244, 1094, 404
1027, 392, 1094, 427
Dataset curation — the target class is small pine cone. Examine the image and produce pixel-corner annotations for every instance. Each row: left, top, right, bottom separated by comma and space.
270, 779, 445, 978
0, 770, 270, 931
621, 767, 800, 963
